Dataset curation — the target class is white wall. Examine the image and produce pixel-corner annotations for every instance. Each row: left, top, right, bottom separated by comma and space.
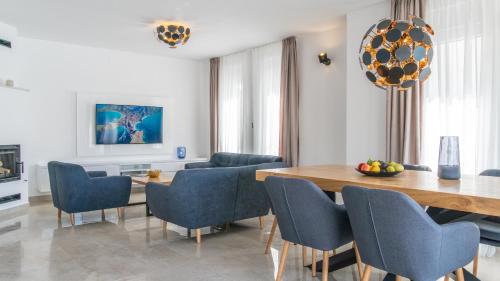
297, 17, 347, 166
345, 1, 389, 164
3, 36, 207, 198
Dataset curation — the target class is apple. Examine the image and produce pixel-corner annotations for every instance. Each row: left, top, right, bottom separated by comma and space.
360, 163, 371, 172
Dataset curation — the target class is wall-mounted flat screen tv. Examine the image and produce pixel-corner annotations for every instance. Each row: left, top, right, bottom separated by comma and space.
95, 104, 163, 145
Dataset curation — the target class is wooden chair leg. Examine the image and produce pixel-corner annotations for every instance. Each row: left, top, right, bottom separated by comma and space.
259, 216, 264, 229
195, 229, 201, 244
162, 220, 167, 232
225, 222, 230, 232
361, 265, 372, 281
473, 250, 479, 276
456, 268, 465, 281
322, 251, 329, 281
395, 276, 402, 281
117, 207, 124, 219
101, 209, 105, 221
276, 241, 290, 281
69, 213, 75, 226
302, 246, 308, 267
312, 249, 317, 277
353, 242, 363, 281
57, 209, 62, 222
264, 217, 278, 254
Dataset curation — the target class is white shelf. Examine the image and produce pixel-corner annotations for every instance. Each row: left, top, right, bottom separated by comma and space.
0, 84, 30, 92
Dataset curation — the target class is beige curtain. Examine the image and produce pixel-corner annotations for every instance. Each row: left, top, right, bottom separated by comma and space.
279, 37, 300, 167
386, 0, 425, 164
209, 57, 220, 155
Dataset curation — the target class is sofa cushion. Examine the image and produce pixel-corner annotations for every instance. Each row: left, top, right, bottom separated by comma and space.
211, 152, 282, 167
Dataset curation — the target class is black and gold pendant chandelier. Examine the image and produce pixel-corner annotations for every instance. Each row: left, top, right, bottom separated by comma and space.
156, 24, 191, 48
359, 16, 434, 90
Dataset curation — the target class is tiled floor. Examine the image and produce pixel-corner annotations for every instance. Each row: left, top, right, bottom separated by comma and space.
0, 198, 498, 281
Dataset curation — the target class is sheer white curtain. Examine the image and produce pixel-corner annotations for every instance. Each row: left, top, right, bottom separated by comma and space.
252, 42, 282, 155
218, 51, 252, 153
422, 0, 500, 174
218, 42, 282, 155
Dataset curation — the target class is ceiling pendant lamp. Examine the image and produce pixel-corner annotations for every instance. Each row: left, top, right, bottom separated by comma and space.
156, 24, 191, 48
359, 16, 434, 91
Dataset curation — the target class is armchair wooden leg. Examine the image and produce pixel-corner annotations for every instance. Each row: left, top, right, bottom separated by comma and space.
473, 250, 479, 276
302, 246, 308, 267
456, 268, 465, 281
264, 217, 278, 254
353, 242, 363, 281
69, 213, 75, 226
57, 209, 62, 222
101, 209, 105, 221
395, 276, 402, 281
259, 216, 264, 229
312, 249, 317, 277
276, 241, 290, 281
195, 229, 201, 244
162, 220, 167, 232
361, 265, 372, 281
117, 208, 124, 219
322, 251, 329, 281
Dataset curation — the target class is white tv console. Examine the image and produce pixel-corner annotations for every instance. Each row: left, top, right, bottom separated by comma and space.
36, 156, 208, 193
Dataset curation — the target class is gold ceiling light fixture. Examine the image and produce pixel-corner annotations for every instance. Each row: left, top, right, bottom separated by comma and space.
156, 24, 191, 48
359, 16, 434, 91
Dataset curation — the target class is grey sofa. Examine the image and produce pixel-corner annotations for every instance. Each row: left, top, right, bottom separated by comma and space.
145, 152, 285, 243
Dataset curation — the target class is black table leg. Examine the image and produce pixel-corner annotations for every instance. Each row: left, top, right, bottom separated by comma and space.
307, 248, 357, 272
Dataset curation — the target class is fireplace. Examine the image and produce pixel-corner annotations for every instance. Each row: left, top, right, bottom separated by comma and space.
0, 145, 23, 184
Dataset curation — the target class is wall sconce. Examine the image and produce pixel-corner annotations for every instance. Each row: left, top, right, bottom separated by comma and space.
318, 52, 331, 65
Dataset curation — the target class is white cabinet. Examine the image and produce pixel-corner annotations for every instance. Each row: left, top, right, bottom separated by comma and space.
36, 158, 207, 193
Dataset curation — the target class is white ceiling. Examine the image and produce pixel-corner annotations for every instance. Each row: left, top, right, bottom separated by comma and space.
0, 0, 383, 60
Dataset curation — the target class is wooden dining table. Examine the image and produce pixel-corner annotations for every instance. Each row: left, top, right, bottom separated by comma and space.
256, 165, 497, 281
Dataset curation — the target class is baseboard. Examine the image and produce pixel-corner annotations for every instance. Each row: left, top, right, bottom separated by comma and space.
0, 203, 29, 218
29, 195, 52, 204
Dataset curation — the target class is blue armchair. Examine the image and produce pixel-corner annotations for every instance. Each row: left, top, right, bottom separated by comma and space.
342, 186, 479, 281
48, 161, 132, 225
146, 167, 240, 243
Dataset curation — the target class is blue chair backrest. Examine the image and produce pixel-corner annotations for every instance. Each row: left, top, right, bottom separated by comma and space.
403, 164, 432, 172
480, 169, 500, 177
210, 152, 282, 167
264, 176, 351, 250
47, 161, 61, 208
342, 186, 441, 278
54, 162, 90, 194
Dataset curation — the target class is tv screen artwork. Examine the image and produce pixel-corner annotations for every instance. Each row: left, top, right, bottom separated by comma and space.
95, 104, 163, 145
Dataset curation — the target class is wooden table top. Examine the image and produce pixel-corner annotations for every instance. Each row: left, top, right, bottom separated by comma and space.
256, 165, 500, 216
131, 174, 173, 186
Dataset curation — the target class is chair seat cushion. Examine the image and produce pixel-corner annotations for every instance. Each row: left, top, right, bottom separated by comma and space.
474, 218, 500, 243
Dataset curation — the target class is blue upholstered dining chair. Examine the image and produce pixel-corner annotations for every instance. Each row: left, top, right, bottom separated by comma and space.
48, 161, 132, 225
469, 169, 500, 276
342, 186, 479, 281
264, 176, 353, 281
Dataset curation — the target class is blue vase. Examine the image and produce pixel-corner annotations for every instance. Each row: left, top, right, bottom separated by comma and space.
177, 146, 186, 159
438, 136, 461, 180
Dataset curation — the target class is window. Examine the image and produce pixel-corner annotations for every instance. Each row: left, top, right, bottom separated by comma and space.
218, 42, 282, 155
422, 0, 500, 174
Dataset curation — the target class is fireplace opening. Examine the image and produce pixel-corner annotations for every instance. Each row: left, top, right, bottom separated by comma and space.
0, 145, 23, 184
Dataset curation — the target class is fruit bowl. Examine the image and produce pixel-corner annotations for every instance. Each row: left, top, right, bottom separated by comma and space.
355, 168, 402, 177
